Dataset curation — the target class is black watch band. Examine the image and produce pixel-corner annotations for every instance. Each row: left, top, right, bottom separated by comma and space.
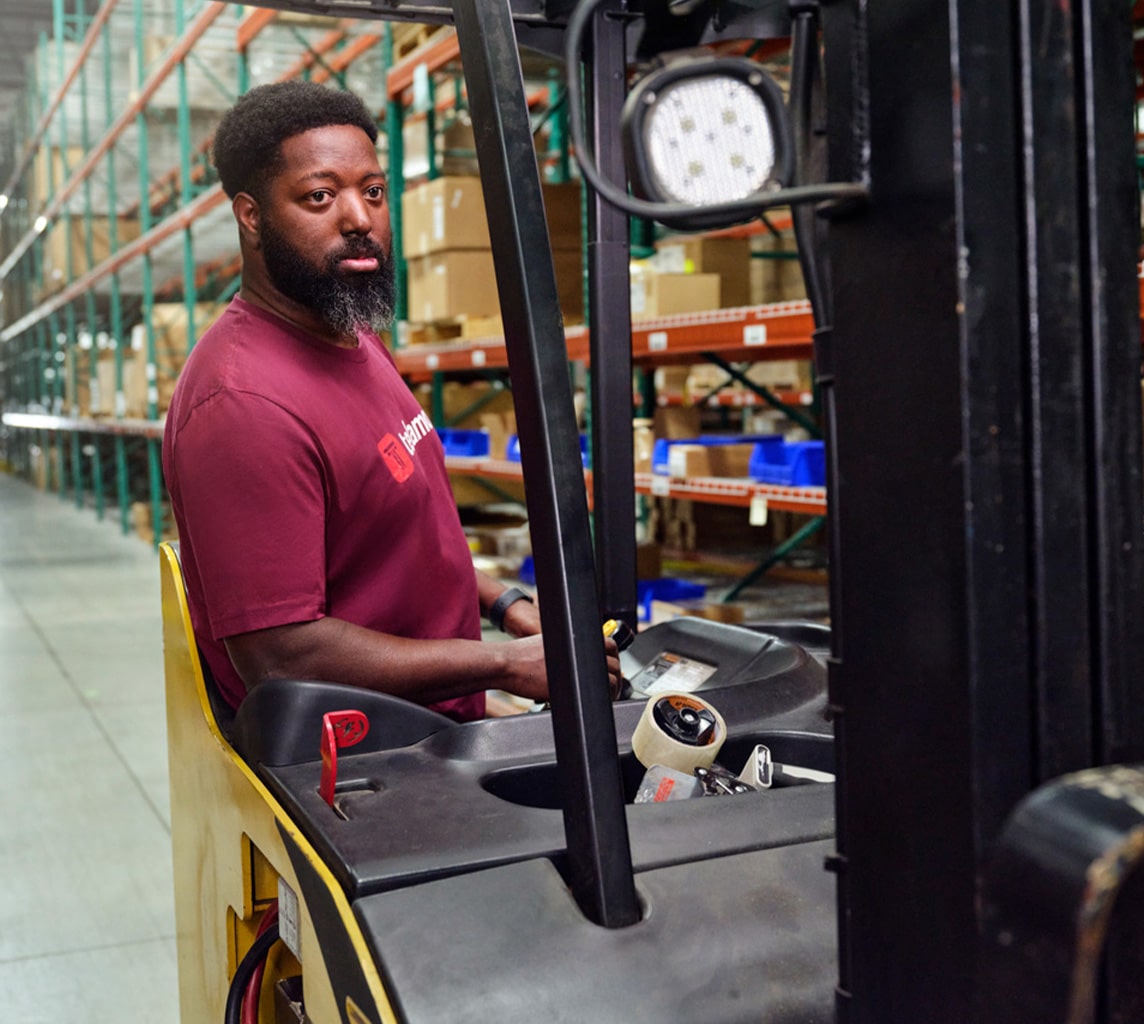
488, 586, 533, 632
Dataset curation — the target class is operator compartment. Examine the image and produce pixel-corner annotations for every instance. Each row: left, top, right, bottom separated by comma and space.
225, 618, 838, 1023
233, 618, 835, 900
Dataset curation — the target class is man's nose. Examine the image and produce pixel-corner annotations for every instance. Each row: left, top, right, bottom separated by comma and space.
338, 191, 372, 234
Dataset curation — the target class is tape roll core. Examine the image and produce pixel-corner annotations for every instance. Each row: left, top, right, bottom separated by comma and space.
632, 692, 727, 773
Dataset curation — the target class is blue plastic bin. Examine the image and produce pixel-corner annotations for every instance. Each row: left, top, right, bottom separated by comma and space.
637, 578, 706, 622
437, 428, 490, 457
507, 433, 589, 467
749, 439, 826, 487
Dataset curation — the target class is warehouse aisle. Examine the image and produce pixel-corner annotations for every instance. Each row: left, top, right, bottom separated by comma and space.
0, 475, 178, 1022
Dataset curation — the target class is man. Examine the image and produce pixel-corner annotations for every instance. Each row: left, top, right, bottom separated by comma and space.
163, 81, 619, 720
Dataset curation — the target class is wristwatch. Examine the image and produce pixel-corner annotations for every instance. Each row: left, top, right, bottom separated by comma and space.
488, 586, 534, 632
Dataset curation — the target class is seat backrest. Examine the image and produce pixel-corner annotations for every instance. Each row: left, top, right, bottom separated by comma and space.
160, 541, 237, 737
159, 541, 452, 767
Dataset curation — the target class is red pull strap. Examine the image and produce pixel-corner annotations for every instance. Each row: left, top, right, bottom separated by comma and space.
318, 710, 370, 807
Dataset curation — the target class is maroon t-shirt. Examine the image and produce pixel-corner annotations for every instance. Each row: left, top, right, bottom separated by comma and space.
162, 297, 484, 721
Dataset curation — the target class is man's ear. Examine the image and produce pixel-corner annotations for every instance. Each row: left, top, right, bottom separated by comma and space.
233, 192, 261, 248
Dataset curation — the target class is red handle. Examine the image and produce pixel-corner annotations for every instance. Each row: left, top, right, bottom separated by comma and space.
318, 709, 370, 807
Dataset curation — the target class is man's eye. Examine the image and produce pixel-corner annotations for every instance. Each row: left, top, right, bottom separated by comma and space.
366, 185, 386, 200
308, 190, 332, 203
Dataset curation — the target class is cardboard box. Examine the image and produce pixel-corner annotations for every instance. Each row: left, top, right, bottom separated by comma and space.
407, 250, 501, 320
60, 348, 92, 416
653, 366, 692, 395
653, 406, 701, 440
94, 357, 119, 417
683, 602, 746, 625
450, 476, 526, 507
706, 443, 757, 478
667, 444, 710, 479
407, 248, 583, 323
413, 380, 516, 426
32, 145, 84, 206
480, 411, 517, 459
123, 302, 226, 417
29, 445, 58, 491
745, 359, 815, 392
552, 248, 585, 322
631, 271, 720, 318
131, 500, 177, 544
401, 177, 583, 258
753, 229, 807, 304
40, 216, 142, 293
636, 541, 662, 580
657, 236, 751, 308
439, 116, 480, 177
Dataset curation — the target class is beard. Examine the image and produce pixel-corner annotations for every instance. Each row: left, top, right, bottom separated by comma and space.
259, 216, 396, 337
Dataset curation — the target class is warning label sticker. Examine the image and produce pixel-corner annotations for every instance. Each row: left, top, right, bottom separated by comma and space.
630, 651, 717, 695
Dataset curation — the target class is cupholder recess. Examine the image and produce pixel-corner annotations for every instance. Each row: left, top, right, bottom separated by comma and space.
481, 732, 833, 809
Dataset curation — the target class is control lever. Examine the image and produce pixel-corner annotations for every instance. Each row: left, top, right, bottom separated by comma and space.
318, 710, 369, 807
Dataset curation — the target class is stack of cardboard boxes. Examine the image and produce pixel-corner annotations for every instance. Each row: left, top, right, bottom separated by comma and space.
400, 176, 584, 327
63, 303, 224, 419
31, 145, 142, 303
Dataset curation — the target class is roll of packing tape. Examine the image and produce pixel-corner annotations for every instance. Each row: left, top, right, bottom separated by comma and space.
632, 692, 727, 773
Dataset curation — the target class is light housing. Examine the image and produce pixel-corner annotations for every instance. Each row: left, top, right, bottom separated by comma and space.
622, 53, 792, 226
564, 0, 867, 233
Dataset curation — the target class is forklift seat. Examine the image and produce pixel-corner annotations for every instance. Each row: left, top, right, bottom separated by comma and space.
159, 541, 452, 768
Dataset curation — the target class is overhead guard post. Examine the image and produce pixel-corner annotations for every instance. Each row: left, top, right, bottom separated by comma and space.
452, 0, 641, 929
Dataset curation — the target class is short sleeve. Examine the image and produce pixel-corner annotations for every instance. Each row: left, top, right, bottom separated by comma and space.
168, 389, 328, 640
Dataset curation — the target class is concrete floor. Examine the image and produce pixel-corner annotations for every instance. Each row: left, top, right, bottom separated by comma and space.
0, 473, 178, 1022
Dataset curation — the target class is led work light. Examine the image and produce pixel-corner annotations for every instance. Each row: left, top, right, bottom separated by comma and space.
564, 0, 867, 232
622, 54, 790, 209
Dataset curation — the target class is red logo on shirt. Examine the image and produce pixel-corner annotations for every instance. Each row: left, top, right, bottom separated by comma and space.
377, 434, 416, 482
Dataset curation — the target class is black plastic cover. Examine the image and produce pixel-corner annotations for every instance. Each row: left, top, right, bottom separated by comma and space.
354, 845, 836, 1024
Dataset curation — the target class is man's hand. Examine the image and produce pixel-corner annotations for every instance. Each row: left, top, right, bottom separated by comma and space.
501, 634, 549, 702
500, 632, 624, 704
502, 593, 542, 638
603, 636, 623, 700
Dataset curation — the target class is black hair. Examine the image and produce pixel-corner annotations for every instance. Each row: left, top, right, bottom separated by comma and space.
213, 81, 379, 200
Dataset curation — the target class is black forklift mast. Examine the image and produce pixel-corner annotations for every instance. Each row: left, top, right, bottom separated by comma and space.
820, 2, 1144, 1022
450, 0, 641, 930
222, 0, 1144, 1017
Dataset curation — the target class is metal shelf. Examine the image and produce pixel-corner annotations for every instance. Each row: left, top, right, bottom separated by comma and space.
2, 411, 163, 439
393, 301, 816, 375
656, 389, 814, 408
441, 455, 826, 516
636, 472, 826, 514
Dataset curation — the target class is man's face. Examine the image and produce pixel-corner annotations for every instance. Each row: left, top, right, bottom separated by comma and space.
258, 124, 395, 336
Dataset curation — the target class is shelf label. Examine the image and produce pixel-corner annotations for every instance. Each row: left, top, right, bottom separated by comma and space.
426, 354, 439, 370
651, 475, 671, 497
648, 331, 668, 352
471, 349, 487, 367
743, 324, 768, 346
749, 493, 769, 525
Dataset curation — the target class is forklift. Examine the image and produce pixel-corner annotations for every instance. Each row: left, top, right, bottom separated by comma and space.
161, 1, 1144, 1021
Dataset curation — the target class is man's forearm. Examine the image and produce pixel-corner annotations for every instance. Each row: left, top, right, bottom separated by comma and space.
224, 614, 545, 706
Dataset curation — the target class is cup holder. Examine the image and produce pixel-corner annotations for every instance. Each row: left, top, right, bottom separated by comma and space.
480, 731, 833, 810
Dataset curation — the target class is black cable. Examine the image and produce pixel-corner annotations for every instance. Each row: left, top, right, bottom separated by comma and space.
223, 925, 280, 1024
563, 0, 867, 226
789, 3, 833, 328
